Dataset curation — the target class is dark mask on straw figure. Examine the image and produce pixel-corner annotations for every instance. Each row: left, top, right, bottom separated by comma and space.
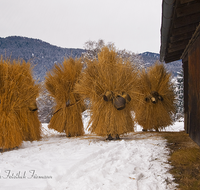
103, 91, 131, 110
145, 91, 163, 104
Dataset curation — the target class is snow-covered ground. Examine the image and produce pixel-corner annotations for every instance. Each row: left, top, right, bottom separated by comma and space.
0, 110, 184, 190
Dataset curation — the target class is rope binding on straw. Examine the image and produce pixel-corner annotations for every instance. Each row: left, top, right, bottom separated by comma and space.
52, 99, 82, 116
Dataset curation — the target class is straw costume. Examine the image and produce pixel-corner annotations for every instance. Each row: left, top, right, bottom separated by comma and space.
135, 62, 176, 131
75, 46, 139, 140
0, 58, 41, 150
45, 57, 84, 137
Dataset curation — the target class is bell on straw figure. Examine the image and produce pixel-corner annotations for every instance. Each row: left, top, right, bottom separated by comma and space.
45, 57, 84, 137
75, 46, 139, 140
135, 62, 176, 131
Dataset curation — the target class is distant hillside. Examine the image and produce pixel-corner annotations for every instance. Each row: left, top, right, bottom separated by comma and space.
0, 36, 85, 81
0, 36, 182, 81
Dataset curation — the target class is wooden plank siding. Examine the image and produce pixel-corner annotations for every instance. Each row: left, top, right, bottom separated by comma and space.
187, 35, 200, 146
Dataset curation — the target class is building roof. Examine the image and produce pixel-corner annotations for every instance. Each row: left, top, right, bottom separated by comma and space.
160, 0, 200, 63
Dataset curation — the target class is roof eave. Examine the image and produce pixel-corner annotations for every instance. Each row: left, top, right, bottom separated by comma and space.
160, 0, 175, 62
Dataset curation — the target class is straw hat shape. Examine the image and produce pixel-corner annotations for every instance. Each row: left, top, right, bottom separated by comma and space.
0, 58, 41, 150
74, 46, 139, 138
45, 57, 84, 137
135, 62, 176, 131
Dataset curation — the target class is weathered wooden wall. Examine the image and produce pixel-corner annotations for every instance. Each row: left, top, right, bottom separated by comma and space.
188, 34, 200, 146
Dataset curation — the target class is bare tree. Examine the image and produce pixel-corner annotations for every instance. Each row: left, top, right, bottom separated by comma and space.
37, 83, 55, 123
82, 39, 144, 69
83, 39, 106, 60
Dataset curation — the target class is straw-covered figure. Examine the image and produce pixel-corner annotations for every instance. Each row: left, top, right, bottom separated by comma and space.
0, 58, 41, 150
75, 46, 139, 140
45, 57, 84, 137
135, 62, 176, 131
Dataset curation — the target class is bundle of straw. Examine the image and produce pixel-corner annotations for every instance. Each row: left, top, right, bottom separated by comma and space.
45, 57, 84, 137
135, 62, 176, 131
75, 46, 139, 139
0, 58, 41, 150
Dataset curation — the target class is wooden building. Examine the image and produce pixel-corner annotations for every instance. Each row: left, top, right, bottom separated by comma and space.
160, 0, 200, 145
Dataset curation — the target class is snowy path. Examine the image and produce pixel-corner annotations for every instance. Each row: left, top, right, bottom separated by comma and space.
0, 124, 179, 190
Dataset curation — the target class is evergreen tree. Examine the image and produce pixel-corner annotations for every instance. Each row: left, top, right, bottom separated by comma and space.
175, 68, 184, 119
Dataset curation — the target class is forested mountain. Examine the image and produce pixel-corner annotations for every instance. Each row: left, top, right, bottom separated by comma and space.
0, 36, 182, 81
0, 36, 85, 81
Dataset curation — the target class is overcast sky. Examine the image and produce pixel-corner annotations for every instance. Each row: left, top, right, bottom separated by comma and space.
0, 0, 162, 54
